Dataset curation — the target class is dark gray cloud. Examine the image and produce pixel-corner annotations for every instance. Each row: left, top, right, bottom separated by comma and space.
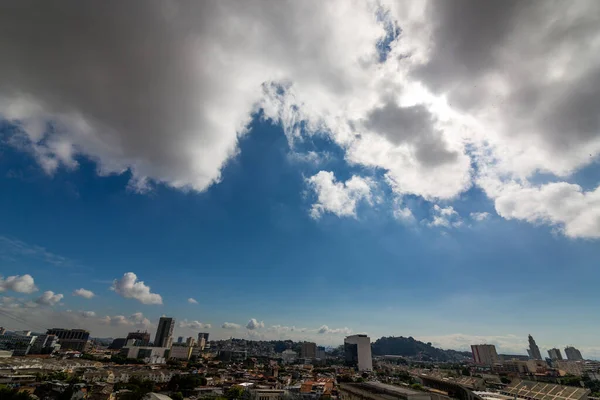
364, 101, 457, 167
412, 0, 600, 169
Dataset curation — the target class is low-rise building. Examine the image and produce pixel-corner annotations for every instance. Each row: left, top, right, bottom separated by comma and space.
119, 346, 169, 364
339, 382, 430, 400
170, 345, 193, 360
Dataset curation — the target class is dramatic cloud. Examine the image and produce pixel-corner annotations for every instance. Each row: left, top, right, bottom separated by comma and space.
0, 0, 598, 238
35, 290, 64, 306
307, 171, 372, 219
0, 274, 38, 294
73, 288, 95, 299
246, 318, 265, 330
427, 205, 462, 228
317, 325, 352, 335
111, 272, 163, 305
222, 322, 241, 330
187, 298, 198, 304
470, 212, 491, 222
179, 319, 211, 329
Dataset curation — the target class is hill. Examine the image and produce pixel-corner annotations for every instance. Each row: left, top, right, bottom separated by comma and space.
371, 336, 472, 362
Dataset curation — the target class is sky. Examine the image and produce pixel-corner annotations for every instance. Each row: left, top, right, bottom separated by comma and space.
0, 0, 599, 358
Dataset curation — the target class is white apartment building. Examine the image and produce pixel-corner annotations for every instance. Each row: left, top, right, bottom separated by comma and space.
344, 334, 373, 371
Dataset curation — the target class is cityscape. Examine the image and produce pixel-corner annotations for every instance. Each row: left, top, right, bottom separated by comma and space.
1, 318, 600, 400
2, 1, 600, 400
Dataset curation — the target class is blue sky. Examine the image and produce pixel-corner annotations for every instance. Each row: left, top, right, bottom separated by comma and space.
1, 0, 600, 358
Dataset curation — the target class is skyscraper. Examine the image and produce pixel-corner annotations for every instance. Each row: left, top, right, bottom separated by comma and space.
344, 334, 372, 371
300, 342, 317, 359
198, 332, 209, 342
528, 334, 542, 360
548, 348, 563, 361
154, 317, 175, 348
471, 344, 499, 365
565, 346, 584, 361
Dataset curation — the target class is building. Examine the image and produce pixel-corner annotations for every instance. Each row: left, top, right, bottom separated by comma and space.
120, 346, 169, 364
499, 354, 530, 362
109, 338, 127, 350
316, 346, 326, 360
197, 336, 206, 350
345, 334, 373, 371
30, 334, 59, 354
339, 382, 430, 400
46, 328, 90, 351
154, 317, 174, 348
126, 331, 151, 346
528, 335, 542, 360
170, 345, 193, 360
0, 333, 37, 356
0, 327, 6, 335
471, 344, 499, 365
301, 342, 317, 359
565, 346, 584, 361
177, 336, 184, 344
555, 360, 584, 376
186, 337, 196, 347
198, 332, 209, 342
548, 348, 563, 361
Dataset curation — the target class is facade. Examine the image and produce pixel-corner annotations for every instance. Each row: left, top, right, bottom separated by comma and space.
528, 335, 542, 360
198, 332, 209, 342
109, 338, 127, 349
186, 337, 196, 347
154, 317, 175, 348
555, 360, 584, 376
0, 333, 37, 356
170, 345, 193, 360
548, 348, 563, 361
46, 328, 90, 351
301, 342, 317, 359
30, 334, 59, 354
471, 344, 499, 365
344, 334, 373, 371
565, 346, 584, 361
120, 346, 169, 364
126, 331, 151, 346
177, 336, 184, 344
197, 337, 206, 350
316, 346, 326, 360
281, 349, 297, 364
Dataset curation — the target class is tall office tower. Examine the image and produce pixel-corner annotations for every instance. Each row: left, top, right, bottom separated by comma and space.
548, 348, 563, 361
471, 344, 499, 365
186, 337, 196, 347
198, 332, 209, 342
300, 342, 317, 359
528, 335, 542, 360
177, 336, 184, 344
565, 346, 584, 361
344, 334, 373, 371
126, 331, 150, 346
154, 317, 175, 348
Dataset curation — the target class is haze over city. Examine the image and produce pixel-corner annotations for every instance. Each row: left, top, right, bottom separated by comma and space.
1, 0, 600, 361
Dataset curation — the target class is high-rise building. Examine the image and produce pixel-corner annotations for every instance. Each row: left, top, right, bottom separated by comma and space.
126, 331, 150, 346
177, 336, 184, 344
528, 335, 542, 360
471, 344, 499, 365
344, 334, 373, 371
154, 317, 175, 348
46, 328, 90, 351
198, 332, 209, 342
548, 348, 563, 361
301, 342, 317, 359
186, 337, 196, 347
565, 346, 584, 361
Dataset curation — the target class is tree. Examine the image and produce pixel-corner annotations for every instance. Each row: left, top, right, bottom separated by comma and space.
225, 386, 245, 400
461, 367, 471, 376
0, 387, 35, 400
172, 392, 184, 400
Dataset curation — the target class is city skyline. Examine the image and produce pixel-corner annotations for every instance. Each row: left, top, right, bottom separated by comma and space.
1, 0, 600, 361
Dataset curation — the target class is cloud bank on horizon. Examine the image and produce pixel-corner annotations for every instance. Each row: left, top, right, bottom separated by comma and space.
0, 0, 599, 238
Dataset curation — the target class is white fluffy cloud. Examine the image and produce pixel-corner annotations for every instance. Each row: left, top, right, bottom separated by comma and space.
222, 322, 241, 330
179, 319, 211, 329
246, 318, 265, 330
35, 290, 63, 306
111, 272, 163, 305
187, 298, 198, 304
307, 171, 372, 219
470, 212, 491, 222
317, 325, 352, 335
101, 312, 151, 328
73, 288, 95, 299
0, 274, 38, 294
427, 205, 463, 228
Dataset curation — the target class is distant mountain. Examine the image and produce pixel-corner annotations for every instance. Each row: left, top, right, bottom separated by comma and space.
371, 336, 472, 362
